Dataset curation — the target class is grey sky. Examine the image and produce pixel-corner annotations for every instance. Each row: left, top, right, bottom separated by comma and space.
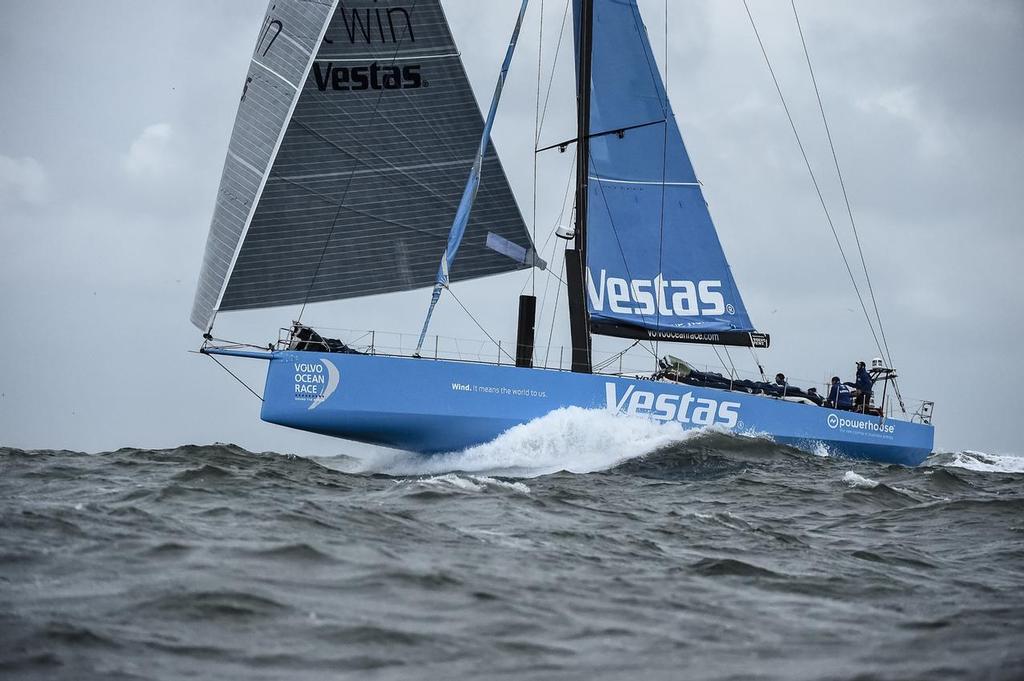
0, 1, 1021, 456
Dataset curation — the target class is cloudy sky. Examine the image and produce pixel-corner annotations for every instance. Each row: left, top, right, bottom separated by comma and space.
1, 0, 1021, 456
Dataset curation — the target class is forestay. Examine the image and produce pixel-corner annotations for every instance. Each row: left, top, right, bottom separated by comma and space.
191, 0, 541, 330
579, 0, 767, 347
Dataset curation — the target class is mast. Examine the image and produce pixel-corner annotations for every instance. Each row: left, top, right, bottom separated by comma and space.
566, 0, 594, 373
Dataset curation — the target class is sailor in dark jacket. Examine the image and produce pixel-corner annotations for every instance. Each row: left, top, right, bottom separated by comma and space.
854, 361, 873, 412
825, 376, 853, 410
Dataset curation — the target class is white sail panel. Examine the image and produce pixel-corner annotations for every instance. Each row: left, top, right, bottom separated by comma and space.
192, 0, 337, 330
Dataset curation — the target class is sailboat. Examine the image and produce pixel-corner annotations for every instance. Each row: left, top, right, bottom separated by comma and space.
193, 0, 935, 466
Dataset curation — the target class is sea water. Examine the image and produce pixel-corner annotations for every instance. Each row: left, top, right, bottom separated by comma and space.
2, 410, 1022, 680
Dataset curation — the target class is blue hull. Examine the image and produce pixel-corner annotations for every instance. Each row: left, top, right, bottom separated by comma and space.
257, 351, 933, 466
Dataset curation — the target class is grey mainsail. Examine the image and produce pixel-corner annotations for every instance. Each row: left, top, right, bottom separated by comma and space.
191, 0, 542, 330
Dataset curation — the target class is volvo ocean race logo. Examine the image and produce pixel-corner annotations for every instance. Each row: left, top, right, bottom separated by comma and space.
314, 6, 425, 92
827, 413, 895, 434
294, 359, 340, 411
606, 383, 740, 428
587, 269, 735, 319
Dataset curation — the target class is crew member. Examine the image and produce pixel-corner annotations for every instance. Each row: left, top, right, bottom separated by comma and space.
854, 361, 873, 412
774, 372, 788, 397
825, 376, 853, 410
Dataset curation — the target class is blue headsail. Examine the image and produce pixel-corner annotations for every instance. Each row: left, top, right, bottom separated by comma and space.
414, 0, 535, 355
578, 0, 764, 347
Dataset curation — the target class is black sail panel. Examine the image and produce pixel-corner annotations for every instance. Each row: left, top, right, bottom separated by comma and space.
191, 0, 540, 329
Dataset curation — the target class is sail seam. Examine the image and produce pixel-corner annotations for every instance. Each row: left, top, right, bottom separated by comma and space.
590, 177, 698, 186
314, 53, 459, 62
270, 28, 312, 58
279, 156, 494, 181
227, 150, 263, 177
208, 0, 340, 330
250, 57, 299, 91
287, 116, 469, 206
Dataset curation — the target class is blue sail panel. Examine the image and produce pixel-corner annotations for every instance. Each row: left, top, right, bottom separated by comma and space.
580, 0, 757, 339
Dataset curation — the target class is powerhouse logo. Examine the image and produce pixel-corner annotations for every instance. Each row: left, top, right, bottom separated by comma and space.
827, 413, 894, 434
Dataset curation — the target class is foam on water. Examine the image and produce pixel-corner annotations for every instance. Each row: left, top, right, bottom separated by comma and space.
944, 451, 1024, 474
417, 474, 531, 494
843, 471, 879, 489
360, 407, 709, 478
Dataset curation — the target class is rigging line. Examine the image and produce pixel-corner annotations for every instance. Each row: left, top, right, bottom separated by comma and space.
636, 340, 659, 360
289, 115, 470, 206
722, 345, 739, 380
445, 286, 516, 363
741, 0, 886, 362
654, 0, 670, 363
748, 346, 768, 382
532, 0, 545, 297
527, 156, 575, 364
400, 3, 510, 171
298, 29, 485, 201
790, 0, 895, 371
593, 340, 641, 372
617, 337, 659, 362
536, 120, 667, 154
519, 150, 576, 301
543, 245, 567, 368
272, 175, 448, 240
711, 345, 729, 376
538, 267, 567, 288
535, 0, 572, 146
298, 0, 421, 323
520, 235, 570, 308
206, 353, 264, 402
205, 335, 270, 350
525, 230, 571, 295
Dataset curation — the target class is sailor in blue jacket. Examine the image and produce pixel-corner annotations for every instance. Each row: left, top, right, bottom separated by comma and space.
854, 361, 873, 412
826, 376, 854, 410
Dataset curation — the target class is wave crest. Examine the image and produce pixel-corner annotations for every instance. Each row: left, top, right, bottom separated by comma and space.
361, 407, 716, 478
939, 451, 1024, 474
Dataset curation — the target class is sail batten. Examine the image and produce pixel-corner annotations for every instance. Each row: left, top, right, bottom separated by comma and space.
191, 0, 540, 330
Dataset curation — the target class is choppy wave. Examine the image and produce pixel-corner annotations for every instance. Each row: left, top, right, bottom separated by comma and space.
357, 407, 784, 478
1, 431, 1023, 680
414, 473, 531, 495
938, 450, 1024, 473
843, 470, 879, 488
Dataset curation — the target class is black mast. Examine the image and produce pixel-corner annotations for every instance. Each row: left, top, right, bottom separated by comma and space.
565, 0, 594, 373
